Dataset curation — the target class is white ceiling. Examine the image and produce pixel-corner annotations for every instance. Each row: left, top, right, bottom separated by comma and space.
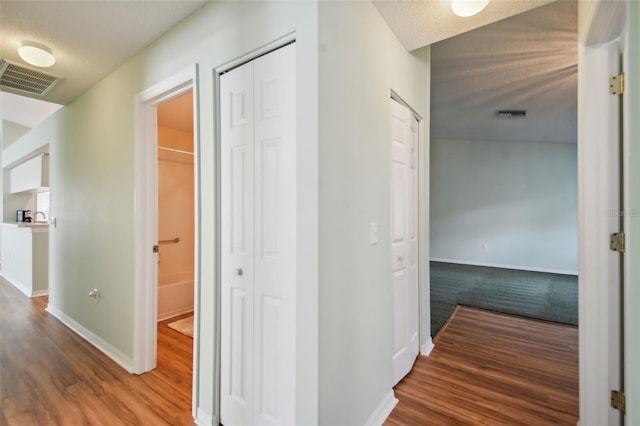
1, 0, 575, 145
429, 0, 577, 144
0, 0, 207, 107
373, 0, 557, 51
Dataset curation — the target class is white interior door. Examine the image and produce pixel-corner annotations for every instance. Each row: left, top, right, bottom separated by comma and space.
221, 58, 255, 426
391, 98, 420, 386
220, 43, 296, 426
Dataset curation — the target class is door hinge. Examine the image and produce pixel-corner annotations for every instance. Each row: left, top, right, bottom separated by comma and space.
611, 390, 626, 413
610, 74, 625, 95
610, 232, 625, 253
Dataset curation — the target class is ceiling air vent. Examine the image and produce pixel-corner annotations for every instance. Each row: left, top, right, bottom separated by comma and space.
496, 110, 527, 118
0, 59, 61, 96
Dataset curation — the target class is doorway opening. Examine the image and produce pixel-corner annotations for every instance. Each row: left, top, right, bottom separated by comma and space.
428, 1, 580, 339
156, 91, 195, 324
154, 91, 196, 403
132, 66, 199, 412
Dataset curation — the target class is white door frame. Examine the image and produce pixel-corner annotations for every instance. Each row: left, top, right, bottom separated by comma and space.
578, 1, 626, 424
132, 66, 200, 401
622, 2, 640, 424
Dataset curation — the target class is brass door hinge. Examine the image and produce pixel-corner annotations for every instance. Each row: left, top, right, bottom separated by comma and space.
610, 232, 625, 253
610, 74, 625, 95
611, 390, 626, 413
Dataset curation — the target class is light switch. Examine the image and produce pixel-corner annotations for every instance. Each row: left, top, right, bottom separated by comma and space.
370, 222, 378, 245
51, 217, 57, 228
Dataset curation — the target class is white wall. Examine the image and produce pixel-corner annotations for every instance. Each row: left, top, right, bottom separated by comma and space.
430, 138, 578, 274
318, 2, 429, 424
1, 120, 50, 224
2, 121, 31, 150
39, 1, 319, 423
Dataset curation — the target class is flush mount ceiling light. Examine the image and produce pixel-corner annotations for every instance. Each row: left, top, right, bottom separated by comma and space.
18, 44, 56, 68
451, 0, 490, 17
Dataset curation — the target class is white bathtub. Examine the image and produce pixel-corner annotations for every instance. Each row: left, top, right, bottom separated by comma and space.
158, 279, 194, 321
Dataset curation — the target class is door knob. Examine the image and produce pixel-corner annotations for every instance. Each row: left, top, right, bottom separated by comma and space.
235, 268, 243, 277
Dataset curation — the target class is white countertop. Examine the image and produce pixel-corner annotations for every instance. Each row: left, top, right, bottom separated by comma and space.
1, 222, 50, 232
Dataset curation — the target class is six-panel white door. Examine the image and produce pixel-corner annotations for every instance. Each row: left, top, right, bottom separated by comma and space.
391, 98, 420, 386
220, 43, 296, 426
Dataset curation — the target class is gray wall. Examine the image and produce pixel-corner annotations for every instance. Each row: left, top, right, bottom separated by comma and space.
430, 138, 578, 274
318, 2, 429, 424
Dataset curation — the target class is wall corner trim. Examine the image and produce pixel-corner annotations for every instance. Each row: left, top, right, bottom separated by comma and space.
194, 407, 214, 426
364, 390, 399, 426
46, 305, 134, 373
421, 337, 435, 356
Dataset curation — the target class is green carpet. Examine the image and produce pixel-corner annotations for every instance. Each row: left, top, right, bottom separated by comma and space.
430, 262, 578, 336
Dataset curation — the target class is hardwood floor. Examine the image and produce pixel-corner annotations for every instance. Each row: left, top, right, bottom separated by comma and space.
386, 306, 579, 425
1, 277, 579, 426
0, 278, 194, 425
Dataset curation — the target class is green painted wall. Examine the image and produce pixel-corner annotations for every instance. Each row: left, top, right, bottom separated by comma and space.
42, 1, 319, 422
318, 1, 429, 424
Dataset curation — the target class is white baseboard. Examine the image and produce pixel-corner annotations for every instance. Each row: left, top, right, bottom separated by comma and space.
1, 273, 31, 297
430, 257, 578, 276
1, 273, 49, 298
421, 337, 435, 356
365, 390, 398, 426
194, 407, 214, 426
158, 307, 194, 322
46, 304, 135, 373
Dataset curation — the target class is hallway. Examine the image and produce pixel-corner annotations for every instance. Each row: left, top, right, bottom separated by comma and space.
0, 278, 194, 425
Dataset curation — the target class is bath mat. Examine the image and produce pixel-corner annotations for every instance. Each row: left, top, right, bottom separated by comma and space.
167, 315, 194, 338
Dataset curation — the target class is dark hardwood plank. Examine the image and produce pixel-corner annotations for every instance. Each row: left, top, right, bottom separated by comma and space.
386, 306, 579, 426
0, 278, 195, 425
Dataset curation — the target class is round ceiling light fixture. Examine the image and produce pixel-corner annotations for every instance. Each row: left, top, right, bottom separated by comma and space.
451, 0, 490, 17
18, 43, 56, 68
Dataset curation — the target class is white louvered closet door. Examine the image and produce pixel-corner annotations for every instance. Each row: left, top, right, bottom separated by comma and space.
220, 43, 296, 426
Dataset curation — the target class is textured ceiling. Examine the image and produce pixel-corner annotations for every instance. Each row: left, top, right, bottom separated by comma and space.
0, 0, 206, 106
430, 0, 577, 144
373, 0, 557, 51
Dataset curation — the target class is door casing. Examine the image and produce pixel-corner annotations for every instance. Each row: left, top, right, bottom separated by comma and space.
132, 65, 200, 417
578, 1, 627, 424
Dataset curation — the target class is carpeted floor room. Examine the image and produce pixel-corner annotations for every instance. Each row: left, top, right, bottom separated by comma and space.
430, 261, 578, 336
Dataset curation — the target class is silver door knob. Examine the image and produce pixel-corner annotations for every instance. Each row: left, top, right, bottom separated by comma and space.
235, 268, 243, 276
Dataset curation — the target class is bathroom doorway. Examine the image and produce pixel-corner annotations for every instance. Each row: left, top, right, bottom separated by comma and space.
156, 91, 195, 323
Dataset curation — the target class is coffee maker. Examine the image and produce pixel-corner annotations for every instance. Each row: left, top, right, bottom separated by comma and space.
16, 210, 32, 222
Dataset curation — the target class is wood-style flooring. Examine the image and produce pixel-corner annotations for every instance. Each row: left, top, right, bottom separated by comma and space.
0, 278, 194, 425
386, 306, 579, 425
2, 277, 579, 426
